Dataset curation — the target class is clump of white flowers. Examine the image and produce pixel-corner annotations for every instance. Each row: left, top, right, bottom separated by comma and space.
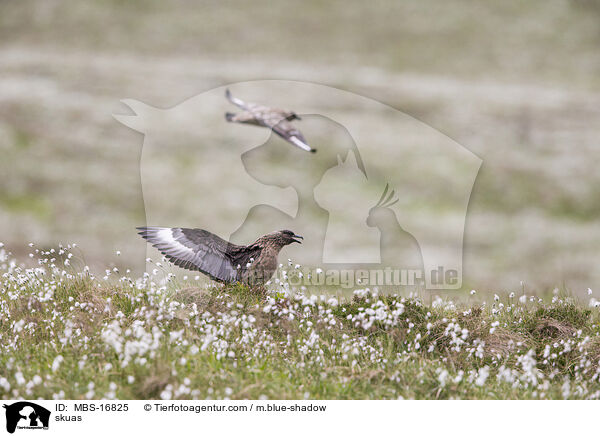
2, 244, 600, 399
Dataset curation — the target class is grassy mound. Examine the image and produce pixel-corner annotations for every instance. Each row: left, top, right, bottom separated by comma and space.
1, 245, 600, 399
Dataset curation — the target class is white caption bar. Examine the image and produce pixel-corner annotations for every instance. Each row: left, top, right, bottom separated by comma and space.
0, 400, 592, 436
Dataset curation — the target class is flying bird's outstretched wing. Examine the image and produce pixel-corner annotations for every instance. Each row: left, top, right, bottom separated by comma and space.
137, 227, 261, 283
225, 89, 249, 110
269, 119, 314, 153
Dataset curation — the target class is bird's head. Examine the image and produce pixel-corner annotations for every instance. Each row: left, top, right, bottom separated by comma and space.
261, 230, 303, 247
286, 112, 301, 121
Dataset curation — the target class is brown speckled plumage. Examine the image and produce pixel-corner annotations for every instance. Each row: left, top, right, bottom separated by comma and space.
137, 227, 303, 285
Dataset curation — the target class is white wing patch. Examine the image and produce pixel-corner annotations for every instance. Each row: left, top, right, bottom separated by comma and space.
154, 227, 195, 256
289, 136, 312, 152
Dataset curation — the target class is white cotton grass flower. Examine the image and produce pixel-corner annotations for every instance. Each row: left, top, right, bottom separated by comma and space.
85, 382, 95, 399
453, 371, 464, 384
15, 372, 26, 386
437, 369, 449, 387
0, 377, 10, 392
160, 385, 173, 400
475, 366, 490, 387
562, 379, 571, 399
51, 355, 64, 372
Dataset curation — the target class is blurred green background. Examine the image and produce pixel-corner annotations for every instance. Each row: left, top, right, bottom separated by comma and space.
1, 0, 599, 294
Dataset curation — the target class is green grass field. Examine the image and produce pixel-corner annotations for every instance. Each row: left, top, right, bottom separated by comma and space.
2, 245, 600, 400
